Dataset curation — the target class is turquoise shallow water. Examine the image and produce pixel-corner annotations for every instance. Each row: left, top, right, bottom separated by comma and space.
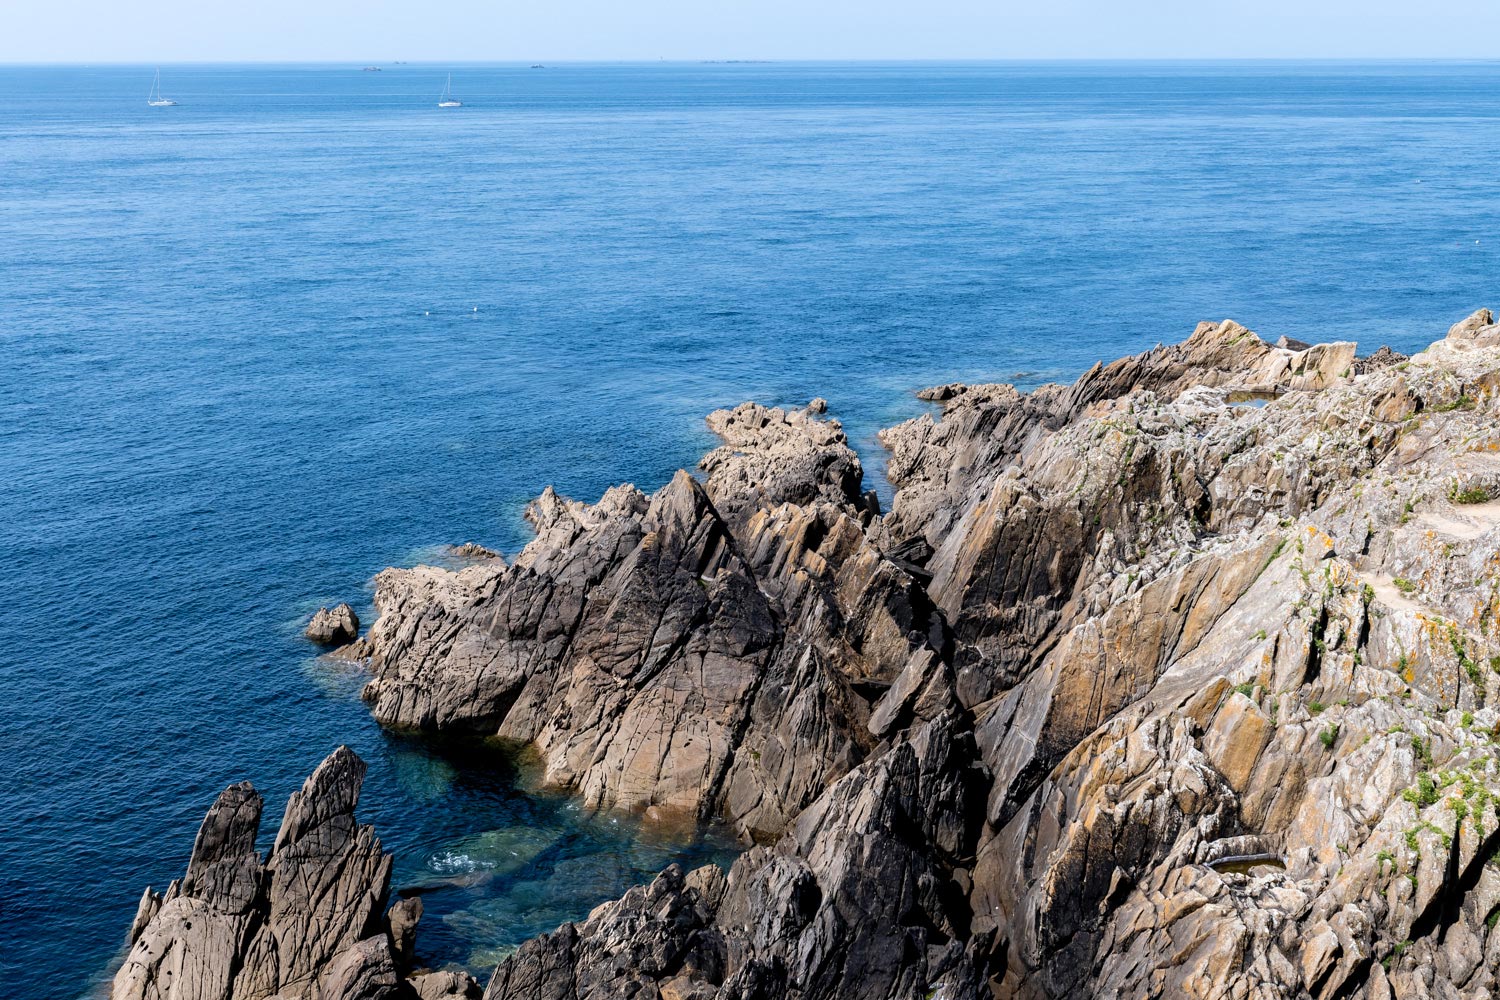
2, 60, 1499, 998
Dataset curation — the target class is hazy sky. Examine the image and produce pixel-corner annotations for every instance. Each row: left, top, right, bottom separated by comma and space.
5, 0, 1500, 63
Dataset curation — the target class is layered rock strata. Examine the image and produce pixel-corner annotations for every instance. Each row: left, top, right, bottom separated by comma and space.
112, 747, 479, 1000
124, 308, 1500, 1000
355, 399, 934, 839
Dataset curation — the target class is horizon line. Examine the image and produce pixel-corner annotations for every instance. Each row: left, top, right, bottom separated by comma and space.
6, 55, 1500, 67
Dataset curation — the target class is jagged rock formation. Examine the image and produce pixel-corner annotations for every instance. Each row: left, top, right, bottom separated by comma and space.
121, 308, 1500, 1000
306, 604, 360, 645
112, 747, 480, 1000
1357, 344, 1410, 375
355, 398, 938, 838
480, 711, 984, 1000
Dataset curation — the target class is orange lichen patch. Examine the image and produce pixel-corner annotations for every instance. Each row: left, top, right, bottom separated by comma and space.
1301, 526, 1337, 559
1326, 562, 1355, 587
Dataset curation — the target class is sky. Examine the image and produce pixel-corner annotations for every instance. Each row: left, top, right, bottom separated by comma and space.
4, 0, 1500, 63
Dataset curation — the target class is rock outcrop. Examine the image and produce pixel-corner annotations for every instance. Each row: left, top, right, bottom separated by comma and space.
112, 747, 479, 1000
449, 543, 502, 561
306, 604, 360, 646
355, 399, 936, 838
122, 308, 1500, 1000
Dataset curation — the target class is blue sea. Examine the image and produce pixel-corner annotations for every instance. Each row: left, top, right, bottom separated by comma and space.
2, 60, 1498, 998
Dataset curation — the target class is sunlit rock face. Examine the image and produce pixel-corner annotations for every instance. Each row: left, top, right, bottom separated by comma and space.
123, 309, 1500, 1000
112, 747, 471, 1000
356, 398, 938, 842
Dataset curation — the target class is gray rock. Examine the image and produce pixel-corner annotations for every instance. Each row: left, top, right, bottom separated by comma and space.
357, 403, 939, 838
448, 542, 501, 560
385, 897, 421, 972
483, 715, 985, 1000
123, 309, 1500, 1000
306, 603, 360, 645
412, 971, 483, 999
1355, 344, 1409, 374
112, 747, 408, 1000
359, 311, 1500, 999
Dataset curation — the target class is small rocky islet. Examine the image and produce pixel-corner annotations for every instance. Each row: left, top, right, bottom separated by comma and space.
115, 309, 1500, 999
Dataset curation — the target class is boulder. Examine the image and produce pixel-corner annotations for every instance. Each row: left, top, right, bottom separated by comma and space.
306, 603, 360, 645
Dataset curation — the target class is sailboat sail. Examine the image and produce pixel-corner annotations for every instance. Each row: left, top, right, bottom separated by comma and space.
148, 68, 177, 106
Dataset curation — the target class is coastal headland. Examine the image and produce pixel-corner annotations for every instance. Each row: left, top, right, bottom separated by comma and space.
115, 310, 1500, 1000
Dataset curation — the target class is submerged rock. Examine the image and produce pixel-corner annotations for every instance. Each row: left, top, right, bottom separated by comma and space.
119, 309, 1500, 999
306, 603, 360, 645
448, 542, 502, 561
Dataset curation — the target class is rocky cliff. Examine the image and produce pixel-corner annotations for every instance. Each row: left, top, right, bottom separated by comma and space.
120, 309, 1500, 999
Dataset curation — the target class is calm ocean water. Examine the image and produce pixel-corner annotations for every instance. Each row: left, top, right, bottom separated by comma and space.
2, 60, 1499, 998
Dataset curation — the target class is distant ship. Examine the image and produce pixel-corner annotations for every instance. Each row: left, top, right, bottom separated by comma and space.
438, 74, 462, 107
362, 66, 383, 72
531, 64, 545, 69
147, 68, 176, 107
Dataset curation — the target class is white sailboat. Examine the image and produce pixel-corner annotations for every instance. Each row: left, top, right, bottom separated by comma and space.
147, 68, 177, 106
437, 74, 462, 108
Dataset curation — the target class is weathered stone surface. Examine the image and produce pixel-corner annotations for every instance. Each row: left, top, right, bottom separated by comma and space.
1356, 344, 1410, 374
112, 747, 407, 1000
306, 604, 360, 645
119, 309, 1500, 1000
942, 311, 1500, 998
357, 401, 941, 837
385, 897, 421, 973
412, 970, 483, 999
699, 399, 872, 525
449, 542, 502, 560
482, 713, 985, 1000
348, 310, 1500, 999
